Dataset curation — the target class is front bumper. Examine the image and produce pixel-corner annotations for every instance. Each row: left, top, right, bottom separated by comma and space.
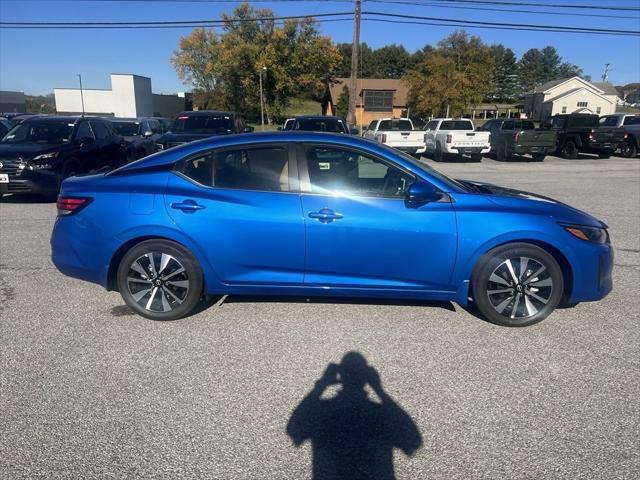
0, 169, 59, 195
567, 241, 613, 303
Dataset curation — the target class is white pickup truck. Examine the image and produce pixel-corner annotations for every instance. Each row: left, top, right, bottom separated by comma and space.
363, 118, 426, 156
423, 118, 490, 161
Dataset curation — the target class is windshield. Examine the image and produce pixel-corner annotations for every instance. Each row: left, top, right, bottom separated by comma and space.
295, 118, 345, 133
2, 120, 74, 144
171, 115, 234, 133
112, 122, 140, 136
440, 120, 474, 131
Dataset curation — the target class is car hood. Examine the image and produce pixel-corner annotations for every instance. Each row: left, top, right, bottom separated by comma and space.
0, 143, 61, 161
162, 131, 231, 143
458, 179, 605, 228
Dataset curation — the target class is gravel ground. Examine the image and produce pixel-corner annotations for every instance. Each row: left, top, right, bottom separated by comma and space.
1, 154, 639, 480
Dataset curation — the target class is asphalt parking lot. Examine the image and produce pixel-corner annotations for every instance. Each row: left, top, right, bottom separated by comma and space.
1, 154, 639, 479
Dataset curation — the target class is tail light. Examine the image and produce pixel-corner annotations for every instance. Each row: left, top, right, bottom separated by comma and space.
513, 131, 521, 144
380, 133, 387, 143
624, 132, 629, 139
56, 196, 92, 216
446, 134, 452, 144
589, 130, 595, 142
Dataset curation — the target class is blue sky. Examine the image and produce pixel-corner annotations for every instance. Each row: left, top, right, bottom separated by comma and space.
0, 0, 639, 95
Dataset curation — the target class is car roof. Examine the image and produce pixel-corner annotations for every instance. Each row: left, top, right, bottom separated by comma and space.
294, 116, 343, 121
176, 110, 235, 117
20, 115, 107, 123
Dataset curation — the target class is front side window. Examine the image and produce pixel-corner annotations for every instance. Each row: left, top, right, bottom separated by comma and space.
178, 145, 290, 192
304, 145, 413, 198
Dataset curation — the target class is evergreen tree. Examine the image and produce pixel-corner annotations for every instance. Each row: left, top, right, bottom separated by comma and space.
336, 85, 349, 118
488, 45, 519, 102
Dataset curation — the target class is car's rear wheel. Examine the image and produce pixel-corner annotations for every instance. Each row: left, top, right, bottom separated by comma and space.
117, 239, 203, 320
620, 140, 637, 158
472, 243, 563, 327
561, 140, 578, 159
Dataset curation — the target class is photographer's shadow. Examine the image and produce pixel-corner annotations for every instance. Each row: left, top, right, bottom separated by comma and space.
287, 352, 423, 480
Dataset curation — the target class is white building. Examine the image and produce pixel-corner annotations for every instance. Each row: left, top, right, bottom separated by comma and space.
524, 76, 618, 122
54, 74, 189, 118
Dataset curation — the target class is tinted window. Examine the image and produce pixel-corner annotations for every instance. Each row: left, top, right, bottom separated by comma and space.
367, 121, 377, 131
439, 120, 474, 130
1, 120, 74, 144
91, 121, 110, 140
112, 122, 140, 136
502, 120, 515, 130
521, 121, 535, 130
172, 114, 234, 133
179, 146, 290, 192
426, 121, 438, 131
599, 116, 618, 127
550, 116, 566, 129
295, 118, 345, 133
75, 122, 95, 141
623, 116, 640, 126
377, 119, 413, 131
304, 145, 413, 198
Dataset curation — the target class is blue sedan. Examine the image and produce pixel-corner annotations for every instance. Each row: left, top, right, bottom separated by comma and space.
50, 132, 613, 326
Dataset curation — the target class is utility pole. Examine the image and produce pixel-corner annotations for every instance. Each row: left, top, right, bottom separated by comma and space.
346, 0, 361, 125
77, 74, 85, 116
601, 63, 611, 83
259, 66, 266, 131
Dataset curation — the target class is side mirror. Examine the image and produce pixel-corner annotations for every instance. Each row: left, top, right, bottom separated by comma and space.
79, 136, 94, 146
405, 181, 442, 208
243, 126, 254, 133
350, 127, 359, 135
143, 130, 154, 137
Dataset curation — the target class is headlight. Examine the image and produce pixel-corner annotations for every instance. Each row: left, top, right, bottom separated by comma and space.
28, 164, 52, 170
563, 224, 609, 244
32, 152, 58, 161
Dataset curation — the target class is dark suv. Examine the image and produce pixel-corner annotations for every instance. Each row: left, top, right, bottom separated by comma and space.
110, 117, 163, 161
286, 115, 358, 134
0, 116, 126, 197
157, 111, 252, 150
544, 113, 625, 159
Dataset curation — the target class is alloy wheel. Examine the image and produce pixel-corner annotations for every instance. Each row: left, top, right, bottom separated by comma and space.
486, 256, 554, 320
126, 252, 190, 313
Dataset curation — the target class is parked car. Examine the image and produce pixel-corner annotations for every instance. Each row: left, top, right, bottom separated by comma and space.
0, 116, 126, 197
0, 117, 11, 138
110, 117, 163, 161
423, 118, 491, 161
157, 111, 252, 150
51, 132, 612, 327
598, 113, 640, 158
478, 118, 557, 161
363, 118, 425, 156
287, 116, 357, 134
281, 118, 295, 131
544, 114, 625, 159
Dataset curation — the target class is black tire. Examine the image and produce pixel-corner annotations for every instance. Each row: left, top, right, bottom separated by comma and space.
117, 239, 203, 320
598, 151, 612, 159
620, 140, 637, 158
531, 153, 546, 161
561, 140, 578, 159
470, 153, 483, 162
434, 142, 443, 162
471, 243, 564, 327
496, 142, 509, 161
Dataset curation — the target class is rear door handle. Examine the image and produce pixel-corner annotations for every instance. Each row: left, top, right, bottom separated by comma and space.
308, 208, 343, 223
171, 199, 205, 212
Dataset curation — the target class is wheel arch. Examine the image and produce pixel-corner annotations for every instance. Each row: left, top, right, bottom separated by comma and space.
465, 238, 574, 305
107, 235, 210, 292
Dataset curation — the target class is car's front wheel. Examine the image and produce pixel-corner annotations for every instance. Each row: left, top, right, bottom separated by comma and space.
472, 243, 564, 327
117, 239, 203, 320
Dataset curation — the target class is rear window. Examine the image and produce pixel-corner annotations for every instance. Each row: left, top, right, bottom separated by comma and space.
295, 118, 345, 133
623, 116, 640, 126
172, 114, 234, 134
521, 120, 535, 130
377, 119, 413, 131
439, 120, 474, 131
567, 115, 598, 128
112, 122, 140, 136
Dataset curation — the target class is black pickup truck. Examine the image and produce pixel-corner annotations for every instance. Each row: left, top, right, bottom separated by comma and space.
544, 114, 625, 159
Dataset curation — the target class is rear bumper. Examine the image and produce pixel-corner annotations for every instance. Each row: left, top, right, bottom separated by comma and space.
445, 145, 491, 154
513, 145, 554, 155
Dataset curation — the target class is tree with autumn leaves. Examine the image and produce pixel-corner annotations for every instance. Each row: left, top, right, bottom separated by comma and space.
171, 3, 341, 122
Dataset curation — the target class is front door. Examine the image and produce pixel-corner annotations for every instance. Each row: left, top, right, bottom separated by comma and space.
298, 143, 457, 290
164, 143, 305, 285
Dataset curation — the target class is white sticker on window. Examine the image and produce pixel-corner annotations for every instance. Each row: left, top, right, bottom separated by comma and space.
318, 162, 330, 170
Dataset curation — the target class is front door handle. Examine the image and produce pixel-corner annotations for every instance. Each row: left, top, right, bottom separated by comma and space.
171, 199, 205, 212
308, 208, 343, 223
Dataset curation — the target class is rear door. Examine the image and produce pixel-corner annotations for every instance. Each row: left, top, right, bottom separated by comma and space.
298, 143, 457, 290
164, 142, 305, 285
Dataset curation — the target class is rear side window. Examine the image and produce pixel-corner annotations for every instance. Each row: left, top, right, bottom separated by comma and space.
439, 120, 473, 130
91, 121, 110, 140
178, 145, 290, 192
623, 116, 640, 126
599, 116, 619, 127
